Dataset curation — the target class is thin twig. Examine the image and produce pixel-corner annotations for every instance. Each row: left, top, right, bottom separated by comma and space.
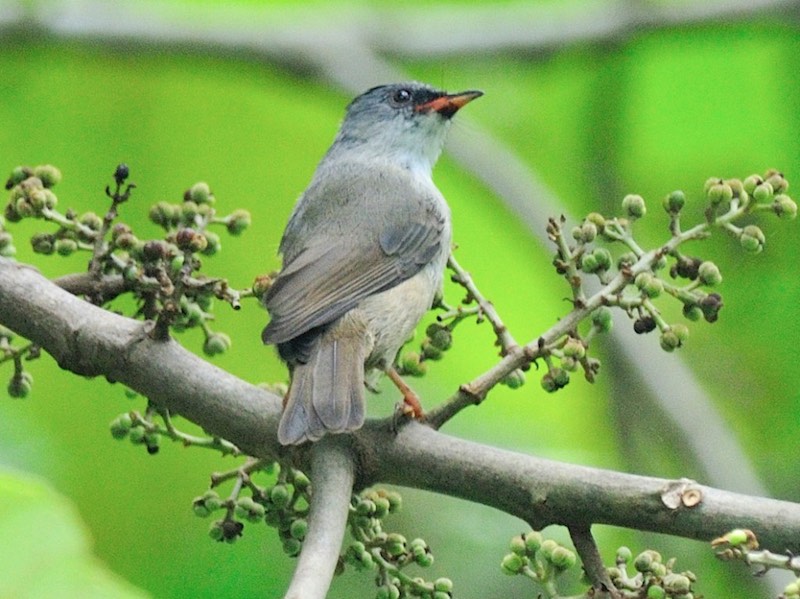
446, 253, 518, 355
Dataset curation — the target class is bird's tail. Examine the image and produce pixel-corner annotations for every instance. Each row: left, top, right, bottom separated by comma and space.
277, 331, 367, 445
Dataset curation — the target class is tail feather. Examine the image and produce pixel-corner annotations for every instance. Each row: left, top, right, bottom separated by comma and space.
278, 335, 367, 445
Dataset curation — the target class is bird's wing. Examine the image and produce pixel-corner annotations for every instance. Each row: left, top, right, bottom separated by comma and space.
262, 170, 446, 345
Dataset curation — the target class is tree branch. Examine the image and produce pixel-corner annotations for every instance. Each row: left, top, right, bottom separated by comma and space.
2, 257, 800, 563
284, 436, 356, 599
569, 525, 620, 598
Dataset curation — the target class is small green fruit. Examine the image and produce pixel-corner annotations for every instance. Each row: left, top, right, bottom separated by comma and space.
33, 165, 62, 188
188, 182, 213, 205
697, 261, 722, 286
500, 553, 525, 575
773, 194, 798, 219
739, 225, 765, 254
663, 190, 685, 214
622, 194, 646, 219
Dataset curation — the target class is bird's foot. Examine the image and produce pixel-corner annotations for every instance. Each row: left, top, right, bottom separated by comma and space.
387, 366, 425, 433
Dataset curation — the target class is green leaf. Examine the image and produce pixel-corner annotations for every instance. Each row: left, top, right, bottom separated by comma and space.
0, 469, 148, 598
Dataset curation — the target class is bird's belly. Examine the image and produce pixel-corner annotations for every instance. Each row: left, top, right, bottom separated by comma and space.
357, 267, 440, 370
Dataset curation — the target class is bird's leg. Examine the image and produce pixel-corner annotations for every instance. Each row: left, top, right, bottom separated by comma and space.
386, 366, 424, 419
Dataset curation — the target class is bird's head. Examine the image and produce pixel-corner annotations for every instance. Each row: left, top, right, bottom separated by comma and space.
328, 82, 483, 175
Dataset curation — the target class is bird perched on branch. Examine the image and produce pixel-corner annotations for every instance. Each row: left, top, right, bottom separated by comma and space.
262, 82, 482, 445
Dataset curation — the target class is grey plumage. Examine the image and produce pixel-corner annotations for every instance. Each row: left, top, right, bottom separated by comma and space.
262, 82, 482, 445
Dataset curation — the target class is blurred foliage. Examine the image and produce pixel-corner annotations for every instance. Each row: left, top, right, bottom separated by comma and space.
1, 1, 799, 598
0, 469, 147, 598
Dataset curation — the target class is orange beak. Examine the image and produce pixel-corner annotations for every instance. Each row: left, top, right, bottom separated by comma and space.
416, 90, 483, 117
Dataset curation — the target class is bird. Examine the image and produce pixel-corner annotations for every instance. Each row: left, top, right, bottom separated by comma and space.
262, 82, 482, 445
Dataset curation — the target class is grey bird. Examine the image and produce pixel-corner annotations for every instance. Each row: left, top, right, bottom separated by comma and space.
262, 82, 482, 445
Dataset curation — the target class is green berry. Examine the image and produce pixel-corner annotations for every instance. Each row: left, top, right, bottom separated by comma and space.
697, 261, 722, 286
428, 327, 453, 351
203, 332, 231, 356
682, 303, 702, 322
765, 171, 789, 194
773, 194, 798, 219
591, 307, 613, 333
55, 238, 78, 256
663, 573, 691, 593
15, 198, 35, 218
562, 338, 585, 360
581, 253, 599, 274
128, 426, 146, 444
227, 209, 251, 236
634, 551, 654, 573
635, 272, 663, 298
291, 470, 311, 492
594, 248, 612, 271
433, 578, 453, 593
550, 546, 577, 570
585, 212, 606, 232
752, 181, 774, 203
80, 212, 102, 231
385, 533, 407, 557
30, 233, 55, 255
202, 231, 221, 256
617, 252, 637, 269
616, 546, 632, 564
282, 538, 301, 556
109, 413, 133, 439
356, 498, 376, 516
33, 165, 61, 188
647, 585, 666, 599
742, 175, 762, 195
188, 182, 213, 205
725, 529, 749, 546
622, 194, 646, 219
501, 369, 526, 389
192, 501, 211, 518
659, 329, 681, 352
539, 539, 558, 560
7, 372, 32, 398
144, 432, 160, 454
289, 518, 307, 540
421, 339, 443, 361
707, 182, 733, 205
524, 531, 542, 555
509, 535, 526, 556
235, 497, 265, 522
149, 201, 178, 228
208, 520, 225, 542
703, 177, 722, 195
269, 484, 291, 509
385, 491, 402, 512
725, 178, 744, 198
6, 166, 31, 187
399, 351, 426, 377
663, 190, 685, 214
500, 553, 525, 575
739, 225, 765, 254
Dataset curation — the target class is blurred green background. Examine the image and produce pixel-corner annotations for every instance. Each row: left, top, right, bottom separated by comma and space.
1, 0, 799, 597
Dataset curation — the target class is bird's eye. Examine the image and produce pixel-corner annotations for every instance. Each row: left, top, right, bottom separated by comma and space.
391, 89, 412, 105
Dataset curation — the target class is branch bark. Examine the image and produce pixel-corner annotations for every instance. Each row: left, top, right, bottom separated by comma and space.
2, 257, 800, 557
284, 436, 355, 599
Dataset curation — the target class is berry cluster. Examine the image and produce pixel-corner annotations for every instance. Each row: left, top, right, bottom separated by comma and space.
345, 490, 451, 599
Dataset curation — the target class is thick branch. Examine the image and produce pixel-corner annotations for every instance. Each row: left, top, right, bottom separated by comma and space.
0, 259, 283, 461
285, 436, 355, 599
2, 258, 800, 555
361, 423, 800, 553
